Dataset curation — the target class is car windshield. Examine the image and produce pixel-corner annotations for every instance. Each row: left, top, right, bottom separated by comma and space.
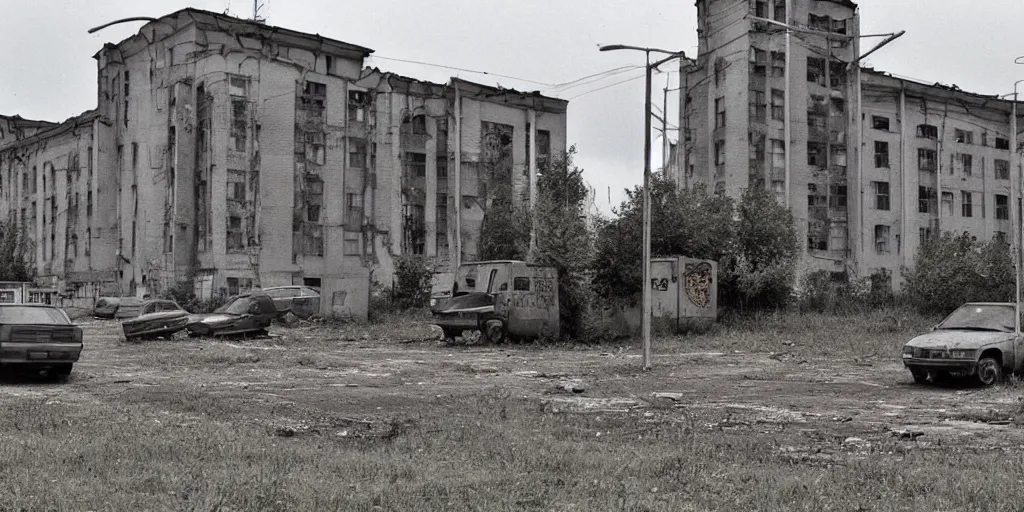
215, 297, 251, 315
937, 304, 1015, 332
0, 306, 70, 325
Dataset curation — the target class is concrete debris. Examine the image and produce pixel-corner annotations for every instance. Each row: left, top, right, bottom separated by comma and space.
890, 428, 925, 440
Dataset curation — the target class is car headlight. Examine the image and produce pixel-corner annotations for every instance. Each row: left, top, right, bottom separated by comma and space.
902, 346, 914, 355
950, 349, 976, 359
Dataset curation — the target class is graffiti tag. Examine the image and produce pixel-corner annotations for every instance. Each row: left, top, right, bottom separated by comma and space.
510, 294, 554, 310
684, 262, 714, 309
651, 278, 669, 291
534, 278, 554, 295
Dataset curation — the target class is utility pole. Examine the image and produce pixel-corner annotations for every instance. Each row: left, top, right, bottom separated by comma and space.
662, 80, 669, 173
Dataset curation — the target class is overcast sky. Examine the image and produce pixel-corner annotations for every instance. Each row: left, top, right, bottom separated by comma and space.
2, 0, 1023, 214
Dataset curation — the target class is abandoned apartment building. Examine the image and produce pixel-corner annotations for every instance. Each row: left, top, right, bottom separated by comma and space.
677, 0, 1023, 291
0, 8, 568, 319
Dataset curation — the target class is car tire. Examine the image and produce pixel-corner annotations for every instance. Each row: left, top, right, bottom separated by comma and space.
977, 357, 1003, 386
909, 367, 929, 384
482, 320, 506, 345
52, 364, 72, 382
442, 329, 461, 341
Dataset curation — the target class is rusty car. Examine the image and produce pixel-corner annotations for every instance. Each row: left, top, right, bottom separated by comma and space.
121, 299, 190, 341
186, 292, 278, 337
0, 304, 83, 379
94, 296, 142, 319
902, 302, 1022, 386
431, 260, 559, 343
262, 285, 321, 319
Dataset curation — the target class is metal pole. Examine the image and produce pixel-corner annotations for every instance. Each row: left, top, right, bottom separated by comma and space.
642, 51, 653, 370
783, 0, 792, 207
662, 82, 669, 173
454, 82, 462, 268
1015, 91, 1020, 336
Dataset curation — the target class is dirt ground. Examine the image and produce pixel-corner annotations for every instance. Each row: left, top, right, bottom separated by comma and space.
11, 318, 1024, 451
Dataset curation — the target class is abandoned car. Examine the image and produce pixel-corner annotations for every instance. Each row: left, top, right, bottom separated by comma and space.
94, 296, 142, 319
431, 260, 559, 343
120, 299, 190, 341
0, 304, 83, 379
186, 292, 277, 337
262, 285, 321, 319
903, 302, 1021, 386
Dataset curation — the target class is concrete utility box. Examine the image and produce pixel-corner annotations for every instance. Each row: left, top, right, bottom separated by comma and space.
650, 257, 718, 332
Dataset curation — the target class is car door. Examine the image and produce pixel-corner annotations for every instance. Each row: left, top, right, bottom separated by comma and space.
291, 287, 319, 319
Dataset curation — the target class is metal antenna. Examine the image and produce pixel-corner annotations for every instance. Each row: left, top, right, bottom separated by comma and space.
253, 0, 267, 23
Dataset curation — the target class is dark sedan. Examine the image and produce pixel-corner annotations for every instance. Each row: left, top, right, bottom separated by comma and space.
186, 292, 277, 337
121, 299, 189, 341
262, 286, 321, 319
0, 304, 83, 379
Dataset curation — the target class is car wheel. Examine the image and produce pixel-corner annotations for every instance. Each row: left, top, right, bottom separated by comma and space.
51, 364, 72, 382
977, 357, 1003, 386
909, 367, 929, 384
442, 329, 461, 341
482, 320, 506, 345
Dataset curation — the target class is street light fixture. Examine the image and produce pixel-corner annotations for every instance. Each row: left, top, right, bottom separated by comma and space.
599, 44, 691, 370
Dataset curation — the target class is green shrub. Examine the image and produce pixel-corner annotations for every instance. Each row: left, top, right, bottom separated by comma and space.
391, 255, 433, 310
159, 279, 224, 313
902, 232, 1014, 315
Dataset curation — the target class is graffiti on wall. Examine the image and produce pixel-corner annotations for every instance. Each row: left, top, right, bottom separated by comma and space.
684, 262, 713, 309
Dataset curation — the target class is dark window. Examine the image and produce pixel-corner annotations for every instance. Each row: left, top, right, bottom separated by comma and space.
714, 140, 726, 165
919, 186, 936, 213
829, 184, 847, 210
513, 277, 531, 291
407, 152, 427, 177
770, 89, 784, 121
874, 225, 890, 254
960, 154, 973, 176
962, 191, 973, 217
749, 90, 766, 123
872, 116, 890, 131
807, 57, 825, 85
715, 97, 725, 128
955, 129, 973, 144
917, 124, 938, 139
996, 194, 1009, 220
809, 13, 831, 31
996, 159, 1010, 179
808, 142, 826, 167
751, 48, 767, 75
753, 0, 768, 17
770, 52, 785, 77
874, 141, 889, 168
918, 148, 937, 171
227, 216, 243, 251
437, 157, 448, 178
773, 1, 786, 22
348, 90, 367, 123
412, 115, 427, 135
873, 181, 890, 210
231, 98, 247, 152
996, 137, 1011, 150
349, 139, 367, 168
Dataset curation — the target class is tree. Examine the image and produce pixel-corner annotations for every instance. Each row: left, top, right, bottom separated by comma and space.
0, 220, 34, 282
477, 191, 530, 261
902, 232, 1014, 315
532, 146, 593, 339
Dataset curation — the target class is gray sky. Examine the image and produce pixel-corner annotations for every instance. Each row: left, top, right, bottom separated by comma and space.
2, 0, 1023, 214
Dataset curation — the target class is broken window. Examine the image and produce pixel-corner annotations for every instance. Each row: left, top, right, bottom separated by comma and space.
346, 192, 363, 226
996, 194, 1009, 220
919, 227, 934, 245
231, 98, 247, 152
832, 18, 848, 34
750, 48, 767, 75
436, 194, 448, 229
227, 170, 246, 204
349, 139, 367, 168
437, 157, 449, 179
305, 132, 326, 165
829, 184, 847, 210
774, 1, 786, 22
962, 191, 973, 217
302, 81, 326, 108
960, 153, 973, 175
917, 124, 938, 139
941, 192, 953, 216
407, 152, 427, 178
749, 90, 766, 123
955, 129, 974, 144
771, 89, 785, 120
807, 142, 826, 167
412, 115, 427, 135
715, 97, 725, 128
771, 51, 785, 77
537, 130, 552, 171
714, 140, 726, 166
874, 225, 890, 254
874, 141, 889, 168
996, 159, 1010, 179
829, 61, 846, 88
918, 148, 937, 171
807, 112, 826, 133
229, 76, 248, 97
305, 177, 324, 223
770, 139, 785, 169
809, 13, 832, 31
831, 97, 845, 113
348, 90, 366, 123
749, 132, 765, 165
227, 216, 244, 252
807, 184, 827, 207
872, 116, 890, 131
752, 0, 768, 17
873, 181, 890, 210
806, 57, 825, 86
343, 231, 361, 256
996, 137, 1011, 150
918, 186, 936, 213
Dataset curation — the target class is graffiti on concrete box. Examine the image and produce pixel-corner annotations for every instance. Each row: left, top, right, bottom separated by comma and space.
684, 262, 713, 309
651, 278, 669, 291
510, 293, 555, 310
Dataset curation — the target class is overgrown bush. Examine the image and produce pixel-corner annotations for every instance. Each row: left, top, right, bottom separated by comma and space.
391, 254, 433, 310
593, 177, 798, 312
478, 191, 531, 261
902, 232, 1014, 315
0, 220, 34, 282
159, 279, 224, 313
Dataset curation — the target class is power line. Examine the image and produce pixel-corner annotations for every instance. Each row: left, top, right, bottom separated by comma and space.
370, 55, 553, 86
567, 72, 648, 100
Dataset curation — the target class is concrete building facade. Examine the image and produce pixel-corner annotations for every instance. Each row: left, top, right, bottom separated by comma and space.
678, 0, 1021, 290
0, 8, 567, 318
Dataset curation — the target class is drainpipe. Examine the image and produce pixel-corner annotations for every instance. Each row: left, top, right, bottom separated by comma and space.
453, 81, 463, 269
899, 85, 908, 270
783, 0, 792, 207
528, 108, 537, 254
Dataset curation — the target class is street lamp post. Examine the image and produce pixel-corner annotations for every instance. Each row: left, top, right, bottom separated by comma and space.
1013, 58, 1024, 335
600, 44, 689, 370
